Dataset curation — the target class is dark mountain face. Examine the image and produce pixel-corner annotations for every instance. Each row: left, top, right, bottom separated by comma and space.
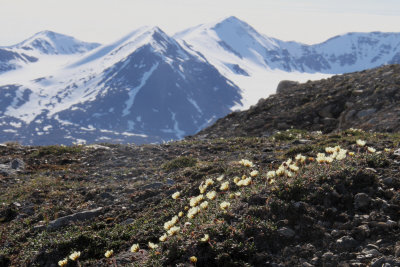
0, 29, 241, 145
51, 42, 241, 144
194, 64, 400, 139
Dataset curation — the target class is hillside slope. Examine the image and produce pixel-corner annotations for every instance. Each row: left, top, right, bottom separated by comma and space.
0, 129, 399, 266
195, 64, 400, 139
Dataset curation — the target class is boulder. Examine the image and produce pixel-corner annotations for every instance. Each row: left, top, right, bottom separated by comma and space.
354, 193, 371, 210
277, 227, 296, 238
336, 235, 358, 250
276, 80, 299, 94
47, 207, 103, 230
10, 158, 25, 170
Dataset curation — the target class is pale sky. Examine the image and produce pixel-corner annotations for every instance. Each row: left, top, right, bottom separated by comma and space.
0, 0, 399, 46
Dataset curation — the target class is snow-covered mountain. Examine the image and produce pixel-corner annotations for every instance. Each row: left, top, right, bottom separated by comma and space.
0, 31, 100, 74
1, 16, 400, 145
0, 27, 241, 145
176, 16, 400, 107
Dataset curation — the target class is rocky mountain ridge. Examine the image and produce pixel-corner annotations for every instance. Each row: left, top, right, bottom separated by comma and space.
195, 64, 400, 139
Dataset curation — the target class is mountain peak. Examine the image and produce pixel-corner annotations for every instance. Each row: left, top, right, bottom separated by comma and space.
32, 30, 65, 39
214, 16, 248, 27
211, 16, 263, 41
69, 26, 177, 68
12, 30, 100, 55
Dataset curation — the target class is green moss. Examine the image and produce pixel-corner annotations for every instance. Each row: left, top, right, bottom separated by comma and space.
30, 145, 83, 157
162, 156, 197, 171
285, 145, 313, 158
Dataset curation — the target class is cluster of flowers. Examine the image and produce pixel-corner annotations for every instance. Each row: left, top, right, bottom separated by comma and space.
154, 161, 259, 262
199, 178, 215, 193
239, 159, 255, 167
265, 156, 302, 182
58, 251, 81, 267
176, 161, 261, 259
316, 145, 348, 163
164, 215, 180, 236
356, 139, 378, 153
130, 241, 158, 253
233, 175, 252, 187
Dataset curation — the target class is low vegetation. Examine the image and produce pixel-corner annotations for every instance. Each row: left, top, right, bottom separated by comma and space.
0, 129, 399, 266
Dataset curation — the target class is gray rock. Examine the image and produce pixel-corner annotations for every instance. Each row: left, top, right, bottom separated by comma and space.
371, 257, 392, 267
336, 235, 358, 250
99, 192, 114, 200
331, 229, 340, 237
276, 80, 299, 94
344, 110, 356, 121
382, 70, 394, 77
47, 207, 102, 230
355, 224, 370, 239
292, 139, 311, 145
383, 177, 393, 186
357, 108, 377, 118
352, 89, 364, 95
362, 248, 381, 257
166, 178, 175, 185
318, 104, 334, 118
322, 251, 335, 262
354, 193, 371, 210
277, 227, 295, 238
395, 245, 400, 257
366, 244, 379, 250
386, 220, 397, 228
141, 182, 164, 190
85, 144, 111, 150
0, 164, 14, 176
311, 257, 319, 265
21, 205, 35, 216
33, 224, 45, 231
121, 218, 134, 225
10, 158, 25, 170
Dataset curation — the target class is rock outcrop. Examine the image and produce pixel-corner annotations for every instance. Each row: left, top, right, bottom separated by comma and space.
194, 64, 400, 139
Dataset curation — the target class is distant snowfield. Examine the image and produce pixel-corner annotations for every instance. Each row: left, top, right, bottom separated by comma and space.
228, 70, 331, 110
0, 54, 82, 86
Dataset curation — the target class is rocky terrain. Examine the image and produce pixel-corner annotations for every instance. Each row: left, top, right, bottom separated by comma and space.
195, 64, 400, 139
0, 65, 400, 266
0, 129, 399, 266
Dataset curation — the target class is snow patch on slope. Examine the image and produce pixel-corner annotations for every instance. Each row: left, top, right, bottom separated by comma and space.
122, 62, 159, 116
